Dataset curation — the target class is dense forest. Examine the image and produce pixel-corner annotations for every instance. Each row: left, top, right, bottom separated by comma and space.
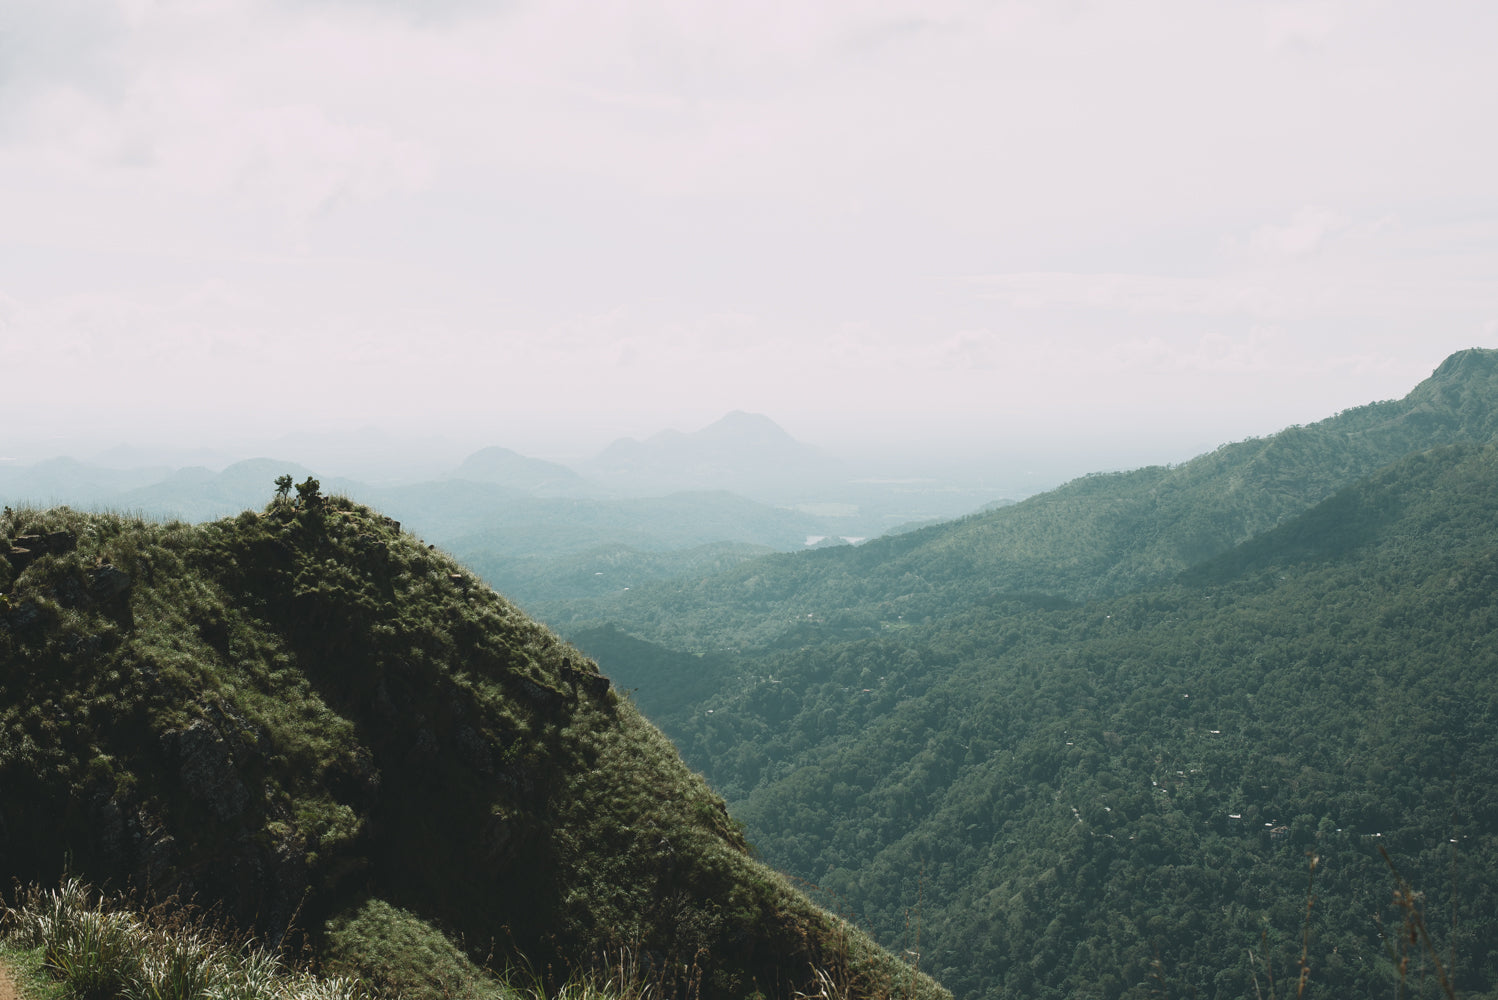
556, 349, 1498, 1000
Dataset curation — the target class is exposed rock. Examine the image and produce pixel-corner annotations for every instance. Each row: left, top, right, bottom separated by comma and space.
456, 724, 496, 776
516, 676, 568, 711
162, 719, 251, 821
5, 599, 44, 632
6, 530, 77, 570
53, 574, 88, 608
91, 564, 132, 601
88, 779, 135, 870
561, 657, 612, 699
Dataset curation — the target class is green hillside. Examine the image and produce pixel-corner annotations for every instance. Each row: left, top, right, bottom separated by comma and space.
0, 490, 946, 1000
581, 442, 1498, 1000
549, 349, 1498, 999
541, 349, 1498, 652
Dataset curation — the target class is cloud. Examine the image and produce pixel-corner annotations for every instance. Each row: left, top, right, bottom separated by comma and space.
0, 0, 433, 251
1249, 206, 1340, 256
966, 207, 1498, 332
969, 272, 1283, 319
1, 0, 1495, 456
1262, 1, 1341, 52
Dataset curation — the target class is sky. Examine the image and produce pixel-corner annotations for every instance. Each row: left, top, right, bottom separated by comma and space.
2, 0, 1496, 471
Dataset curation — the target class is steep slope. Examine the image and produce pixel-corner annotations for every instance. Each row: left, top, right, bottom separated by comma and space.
0, 496, 946, 1000
657, 443, 1498, 999
545, 348, 1498, 651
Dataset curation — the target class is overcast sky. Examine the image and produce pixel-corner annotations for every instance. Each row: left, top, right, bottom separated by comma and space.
3, 0, 1495, 468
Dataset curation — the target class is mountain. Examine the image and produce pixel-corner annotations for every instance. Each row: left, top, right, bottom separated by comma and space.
0, 456, 175, 507
0, 494, 946, 1000
549, 349, 1498, 999
542, 349, 1498, 652
0, 432, 1014, 604
585, 411, 841, 500
448, 446, 590, 494
653, 443, 1498, 1000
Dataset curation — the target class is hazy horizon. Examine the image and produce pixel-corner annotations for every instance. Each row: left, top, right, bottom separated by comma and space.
0, 374, 1449, 497
4, 1, 1495, 469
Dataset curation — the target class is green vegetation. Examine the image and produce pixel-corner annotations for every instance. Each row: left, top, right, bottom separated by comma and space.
11, 349, 1498, 999
1, 879, 364, 1000
2, 878, 912, 1000
552, 350, 1498, 999
463, 541, 778, 609
0, 492, 945, 1000
541, 349, 1498, 652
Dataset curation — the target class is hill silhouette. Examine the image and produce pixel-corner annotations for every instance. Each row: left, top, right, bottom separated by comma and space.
449, 446, 587, 493
584, 411, 839, 499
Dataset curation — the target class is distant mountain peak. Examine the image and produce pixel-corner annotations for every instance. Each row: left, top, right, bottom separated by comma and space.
448, 446, 585, 493
709, 410, 791, 432
691, 411, 803, 447
1430, 346, 1498, 382
586, 413, 837, 500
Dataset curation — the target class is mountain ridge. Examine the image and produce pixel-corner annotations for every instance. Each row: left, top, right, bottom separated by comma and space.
584, 411, 839, 499
544, 348, 1498, 651
608, 439, 1498, 1000
448, 446, 588, 493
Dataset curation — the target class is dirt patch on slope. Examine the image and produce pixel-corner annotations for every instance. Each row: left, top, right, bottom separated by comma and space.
0, 960, 21, 1000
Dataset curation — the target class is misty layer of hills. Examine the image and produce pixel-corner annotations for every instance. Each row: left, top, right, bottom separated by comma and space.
0, 412, 1018, 609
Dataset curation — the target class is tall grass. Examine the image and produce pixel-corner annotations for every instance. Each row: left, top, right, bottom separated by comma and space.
0, 880, 365, 1000
3, 881, 887, 1000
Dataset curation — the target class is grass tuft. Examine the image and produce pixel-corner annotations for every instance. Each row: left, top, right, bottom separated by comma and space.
0, 880, 366, 1000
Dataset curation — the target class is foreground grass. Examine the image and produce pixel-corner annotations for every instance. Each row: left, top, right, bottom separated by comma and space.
1, 880, 363, 1000
1, 881, 910, 1000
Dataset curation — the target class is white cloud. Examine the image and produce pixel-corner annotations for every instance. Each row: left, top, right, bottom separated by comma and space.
970, 272, 1284, 319
1262, 1, 1342, 52
1250, 206, 1340, 257
1, 0, 1496, 457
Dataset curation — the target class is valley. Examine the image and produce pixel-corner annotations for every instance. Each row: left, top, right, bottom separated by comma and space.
4, 349, 1498, 999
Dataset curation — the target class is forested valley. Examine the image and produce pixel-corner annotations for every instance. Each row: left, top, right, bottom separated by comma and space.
550, 349, 1498, 1000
